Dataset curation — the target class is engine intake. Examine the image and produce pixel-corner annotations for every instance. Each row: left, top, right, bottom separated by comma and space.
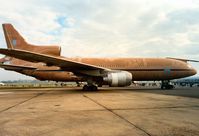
103, 71, 132, 87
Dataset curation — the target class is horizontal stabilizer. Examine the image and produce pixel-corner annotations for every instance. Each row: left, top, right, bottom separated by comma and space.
0, 63, 37, 71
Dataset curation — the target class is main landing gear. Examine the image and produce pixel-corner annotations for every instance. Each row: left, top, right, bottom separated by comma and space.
76, 81, 80, 87
161, 80, 174, 90
83, 84, 98, 91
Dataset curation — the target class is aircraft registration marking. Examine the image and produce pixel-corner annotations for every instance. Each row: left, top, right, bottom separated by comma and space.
12, 39, 17, 47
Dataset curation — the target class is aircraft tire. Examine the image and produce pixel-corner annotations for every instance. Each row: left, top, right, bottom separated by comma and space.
83, 85, 89, 91
83, 85, 98, 91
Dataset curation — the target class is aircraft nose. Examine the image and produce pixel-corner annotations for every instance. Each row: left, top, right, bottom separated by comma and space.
192, 68, 197, 75
186, 63, 197, 76
0, 58, 4, 63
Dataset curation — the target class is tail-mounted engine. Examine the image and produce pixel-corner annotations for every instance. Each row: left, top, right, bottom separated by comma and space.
103, 71, 132, 87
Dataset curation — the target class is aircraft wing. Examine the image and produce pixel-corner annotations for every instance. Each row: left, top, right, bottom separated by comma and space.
0, 63, 37, 71
0, 48, 110, 76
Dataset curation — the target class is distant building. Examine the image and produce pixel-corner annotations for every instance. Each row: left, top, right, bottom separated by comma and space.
0, 82, 5, 86
172, 76, 199, 87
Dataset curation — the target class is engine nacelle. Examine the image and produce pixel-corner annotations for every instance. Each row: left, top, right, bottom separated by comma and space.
103, 71, 132, 87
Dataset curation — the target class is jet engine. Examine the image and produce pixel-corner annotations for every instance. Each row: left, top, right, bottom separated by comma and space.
103, 71, 132, 87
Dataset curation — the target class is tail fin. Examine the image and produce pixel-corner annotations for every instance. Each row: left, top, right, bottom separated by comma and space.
2, 24, 28, 49
2, 23, 61, 56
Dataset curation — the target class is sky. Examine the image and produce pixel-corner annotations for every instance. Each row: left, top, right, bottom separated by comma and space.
0, 0, 199, 81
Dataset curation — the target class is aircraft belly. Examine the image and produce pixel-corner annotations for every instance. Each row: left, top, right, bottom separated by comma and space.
130, 71, 188, 81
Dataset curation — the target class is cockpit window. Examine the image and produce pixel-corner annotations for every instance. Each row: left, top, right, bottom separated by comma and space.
3, 61, 11, 65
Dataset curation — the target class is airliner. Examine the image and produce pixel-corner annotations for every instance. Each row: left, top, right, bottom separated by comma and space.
0, 24, 197, 90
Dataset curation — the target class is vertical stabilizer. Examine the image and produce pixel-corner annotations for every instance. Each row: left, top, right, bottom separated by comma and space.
2, 24, 28, 49
2, 23, 61, 56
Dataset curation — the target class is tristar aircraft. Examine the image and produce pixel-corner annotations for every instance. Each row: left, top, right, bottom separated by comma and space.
0, 24, 198, 90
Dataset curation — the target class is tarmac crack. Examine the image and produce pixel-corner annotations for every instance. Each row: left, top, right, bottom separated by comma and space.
0, 93, 44, 114
65, 105, 199, 112
83, 94, 152, 136
109, 105, 199, 111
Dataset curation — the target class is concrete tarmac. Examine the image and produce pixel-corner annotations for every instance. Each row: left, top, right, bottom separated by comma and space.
0, 87, 199, 136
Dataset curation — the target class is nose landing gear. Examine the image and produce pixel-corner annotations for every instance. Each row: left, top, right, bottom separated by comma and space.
161, 80, 174, 90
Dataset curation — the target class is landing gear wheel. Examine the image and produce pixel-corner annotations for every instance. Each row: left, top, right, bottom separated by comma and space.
166, 84, 174, 89
91, 85, 98, 91
83, 85, 98, 91
83, 85, 89, 91
161, 80, 174, 90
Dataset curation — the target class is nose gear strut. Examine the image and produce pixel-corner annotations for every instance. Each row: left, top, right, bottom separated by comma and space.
161, 80, 174, 89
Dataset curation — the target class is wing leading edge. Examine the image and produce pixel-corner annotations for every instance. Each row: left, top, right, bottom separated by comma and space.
0, 48, 110, 76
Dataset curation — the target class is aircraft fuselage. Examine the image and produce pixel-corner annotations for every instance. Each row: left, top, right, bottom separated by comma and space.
10, 57, 196, 81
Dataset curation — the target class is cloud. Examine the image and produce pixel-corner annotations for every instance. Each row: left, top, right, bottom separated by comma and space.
0, 0, 199, 80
